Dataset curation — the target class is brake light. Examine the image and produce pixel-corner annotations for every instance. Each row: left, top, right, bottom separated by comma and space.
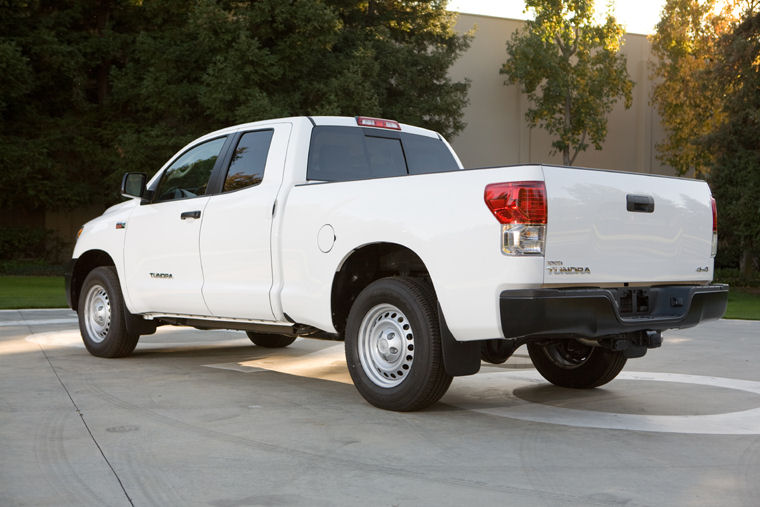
485, 181, 547, 256
356, 116, 401, 130
711, 197, 718, 257
484, 182, 547, 224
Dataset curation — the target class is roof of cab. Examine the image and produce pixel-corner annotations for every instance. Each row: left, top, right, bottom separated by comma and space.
198, 116, 440, 142
310, 116, 440, 138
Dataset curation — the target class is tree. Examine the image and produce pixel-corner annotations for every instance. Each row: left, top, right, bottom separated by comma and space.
650, 1, 759, 272
707, 7, 760, 274
649, 0, 737, 178
501, 0, 633, 166
0, 0, 470, 216
0, 0, 135, 212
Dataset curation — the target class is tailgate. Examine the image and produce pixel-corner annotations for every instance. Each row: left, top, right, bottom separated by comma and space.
542, 166, 714, 285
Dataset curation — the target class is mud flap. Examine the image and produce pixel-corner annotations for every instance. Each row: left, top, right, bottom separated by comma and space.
437, 303, 481, 377
124, 308, 157, 336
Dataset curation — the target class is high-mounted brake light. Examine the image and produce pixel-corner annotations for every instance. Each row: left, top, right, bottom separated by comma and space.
711, 197, 718, 257
356, 116, 401, 130
484, 181, 547, 256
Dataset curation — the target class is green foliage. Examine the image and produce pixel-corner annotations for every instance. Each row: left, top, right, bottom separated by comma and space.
651, 3, 759, 273
0, 260, 64, 276
714, 268, 760, 288
0, 0, 470, 212
0, 225, 67, 266
707, 9, 760, 271
501, 0, 633, 165
0, 0, 136, 211
649, 0, 734, 178
0, 226, 49, 260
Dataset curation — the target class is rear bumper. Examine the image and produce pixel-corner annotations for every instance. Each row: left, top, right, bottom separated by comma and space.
500, 284, 728, 339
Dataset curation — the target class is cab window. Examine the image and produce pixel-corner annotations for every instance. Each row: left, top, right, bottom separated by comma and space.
222, 130, 274, 192
306, 126, 459, 182
155, 137, 227, 202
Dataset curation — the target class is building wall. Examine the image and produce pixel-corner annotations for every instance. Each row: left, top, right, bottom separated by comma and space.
448, 13, 672, 175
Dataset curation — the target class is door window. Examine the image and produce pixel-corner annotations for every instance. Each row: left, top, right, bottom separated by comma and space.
155, 137, 227, 202
222, 130, 274, 192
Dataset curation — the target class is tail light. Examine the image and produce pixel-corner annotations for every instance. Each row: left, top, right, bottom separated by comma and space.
711, 197, 718, 257
485, 181, 547, 255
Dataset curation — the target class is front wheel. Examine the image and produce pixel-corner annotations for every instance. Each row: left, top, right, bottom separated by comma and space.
246, 332, 296, 348
78, 266, 140, 358
527, 340, 626, 388
345, 277, 452, 411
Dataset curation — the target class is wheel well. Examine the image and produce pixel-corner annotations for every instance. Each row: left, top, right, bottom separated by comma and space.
331, 243, 431, 337
70, 250, 115, 311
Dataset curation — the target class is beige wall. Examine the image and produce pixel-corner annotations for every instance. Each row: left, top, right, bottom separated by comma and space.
448, 13, 672, 175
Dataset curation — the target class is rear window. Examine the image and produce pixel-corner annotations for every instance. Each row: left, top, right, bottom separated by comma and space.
306, 126, 459, 182
403, 134, 460, 175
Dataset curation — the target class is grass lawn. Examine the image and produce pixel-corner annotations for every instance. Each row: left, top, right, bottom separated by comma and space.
0, 276, 758, 320
0, 276, 67, 309
724, 288, 760, 320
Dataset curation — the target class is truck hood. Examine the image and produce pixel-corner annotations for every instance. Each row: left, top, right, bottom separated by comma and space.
84, 198, 138, 228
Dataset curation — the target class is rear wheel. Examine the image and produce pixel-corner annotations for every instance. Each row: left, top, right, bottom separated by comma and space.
246, 332, 296, 348
78, 266, 140, 358
345, 277, 452, 411
527, 339, 626, 388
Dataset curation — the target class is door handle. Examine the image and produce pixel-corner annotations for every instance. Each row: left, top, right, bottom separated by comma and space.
180, 210, 202, 220
626, 194, 654, 213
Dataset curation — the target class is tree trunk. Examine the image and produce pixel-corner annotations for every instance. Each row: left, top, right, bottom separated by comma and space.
740, 249, 756, 276
563, 146, 570, 165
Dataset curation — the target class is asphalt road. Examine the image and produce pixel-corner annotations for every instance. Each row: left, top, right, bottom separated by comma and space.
1, 309, 759, 506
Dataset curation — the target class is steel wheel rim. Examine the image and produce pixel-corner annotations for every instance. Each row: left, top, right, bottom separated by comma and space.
543, 340, 593, 369
358, 303, 415, 388
84, 284, 111, 343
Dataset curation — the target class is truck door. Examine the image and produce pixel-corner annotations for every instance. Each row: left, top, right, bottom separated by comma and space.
123, 136, 229, 315
199, 123, 292, 320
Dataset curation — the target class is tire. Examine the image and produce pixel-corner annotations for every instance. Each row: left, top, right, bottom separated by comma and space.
246, 332, 297, 348
77, 266, 140, 358
344, 277, 452, 411
527, 339, 627, 388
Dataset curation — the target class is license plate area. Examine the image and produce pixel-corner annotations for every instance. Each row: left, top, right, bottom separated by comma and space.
616, 288, 651, 317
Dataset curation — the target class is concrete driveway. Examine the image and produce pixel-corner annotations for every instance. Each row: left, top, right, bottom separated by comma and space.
2, 310, 759, 506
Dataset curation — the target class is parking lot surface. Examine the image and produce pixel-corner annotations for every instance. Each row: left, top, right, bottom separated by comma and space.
1, 309, 759, 506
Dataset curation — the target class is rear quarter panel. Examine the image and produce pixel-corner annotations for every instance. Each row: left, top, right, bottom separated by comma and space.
278, 165, 545, 341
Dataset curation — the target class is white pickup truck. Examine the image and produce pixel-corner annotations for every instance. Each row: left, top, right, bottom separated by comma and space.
66, 116, 728, 411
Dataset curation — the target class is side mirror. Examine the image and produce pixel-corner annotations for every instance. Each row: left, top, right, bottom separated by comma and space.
121, 172, 147, 199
